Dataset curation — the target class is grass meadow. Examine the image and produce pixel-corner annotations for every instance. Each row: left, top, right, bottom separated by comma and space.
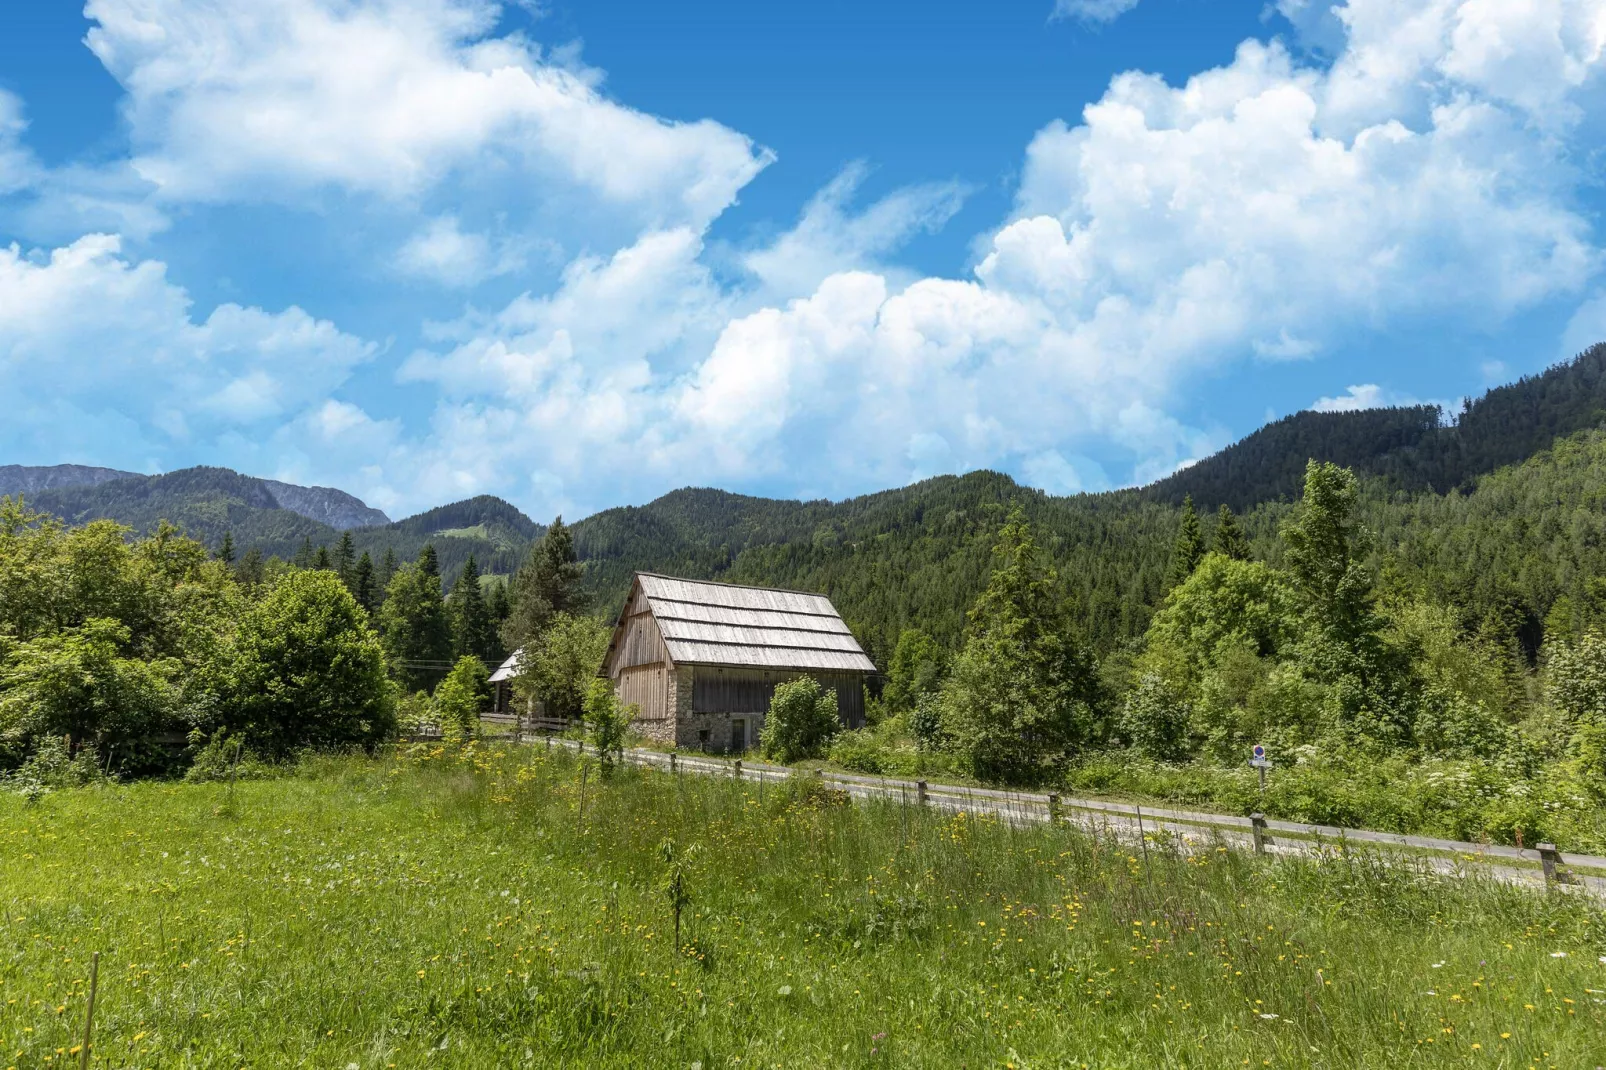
2, 743, 1604, 1069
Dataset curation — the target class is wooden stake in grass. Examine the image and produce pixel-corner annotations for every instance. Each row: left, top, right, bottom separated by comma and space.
78, 951, 99, 1070
1135, 804, 1153, 884
578, 763, 590, 829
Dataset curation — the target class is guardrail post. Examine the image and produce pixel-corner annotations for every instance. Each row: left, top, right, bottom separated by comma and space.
1047, 793, 1061, 822
733, 759, 743, 780
669, 752, 677, 773
1251, 813, 1269, 855
916, 780, 929, 806
1537, 843, 1571, 888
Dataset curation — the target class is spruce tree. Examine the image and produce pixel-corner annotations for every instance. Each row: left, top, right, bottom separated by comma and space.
315, 545, 332, 571
293, 537, 315, 570
488, 581, 512, 662
935, 510, 1100, 783
376, 547, 399, 600
1169, 496, 1205, 586
449, 555, 496, 662
1213, 504, 1250, 561
351, 551, 376, 611
418, 543, 440, 579
216, 530, 235, 565
490, 580, 511, 631
334, 532, 356, 588
502, 517, 586, 649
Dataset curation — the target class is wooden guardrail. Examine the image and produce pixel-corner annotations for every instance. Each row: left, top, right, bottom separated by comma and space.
520, 737, 1606, 895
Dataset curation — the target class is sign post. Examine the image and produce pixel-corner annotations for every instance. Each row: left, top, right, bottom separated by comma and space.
1249, 744, 1272, 792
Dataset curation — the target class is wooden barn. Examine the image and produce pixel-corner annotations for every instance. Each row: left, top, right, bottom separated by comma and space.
601, 572, 876, 752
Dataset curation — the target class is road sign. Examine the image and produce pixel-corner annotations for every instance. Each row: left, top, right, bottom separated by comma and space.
1250, 744, 1272, 789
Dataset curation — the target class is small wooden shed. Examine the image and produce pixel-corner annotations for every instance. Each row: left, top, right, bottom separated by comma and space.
601, 572, 876, 752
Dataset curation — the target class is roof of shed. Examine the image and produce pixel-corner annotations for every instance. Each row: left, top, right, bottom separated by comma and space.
488, 651, 521, 683
635, 572, 876, 674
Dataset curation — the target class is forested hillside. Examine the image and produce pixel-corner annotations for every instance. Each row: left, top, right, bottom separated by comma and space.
26, 467, 335, 551
344, 496, 543, 581
1146, 342, 1606, 509
13, 343, 1606, 659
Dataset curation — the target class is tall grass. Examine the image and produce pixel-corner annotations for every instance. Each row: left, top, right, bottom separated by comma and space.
1, 743, 1602, 1067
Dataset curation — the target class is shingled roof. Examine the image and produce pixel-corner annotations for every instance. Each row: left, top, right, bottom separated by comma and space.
634, 573, 876, 673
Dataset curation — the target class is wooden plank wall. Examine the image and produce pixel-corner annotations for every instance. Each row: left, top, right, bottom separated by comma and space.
608, 592, 670, 672
617, 664, 670, 723
607, 584, 673, 721
691, 668, 866, 728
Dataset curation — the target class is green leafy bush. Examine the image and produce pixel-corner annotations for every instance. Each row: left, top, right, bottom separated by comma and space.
231, 571, 395, 756
0, 617, 179, 753
514, 613, 610, 723
1119, 674, 1192, 760
6, 735, 105, 797
182, 729, 277, 783
434, 655, 489, 742
760, 677, 839, 764
908, 694, 944, 751
827, 728, 886, 774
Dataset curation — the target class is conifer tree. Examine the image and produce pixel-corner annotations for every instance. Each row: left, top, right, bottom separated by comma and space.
503, 517, 586, 649
314, 545, 332, 571
236, 547, 266, 588
351, 551, 376, 611
936, 509, 1100, 783
418, 543, 440, 579
1169, 496, 1205, 586
216, 530, 235, 565
293, 537, 315, 570
334, 531, 356, 588
489, 581, 511, 637
448, 555, 497, 663
376, 547, 399, 601
1213, 504, 1250, 561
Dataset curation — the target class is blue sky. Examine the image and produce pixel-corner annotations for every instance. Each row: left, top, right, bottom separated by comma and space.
1, 0, 1604, 521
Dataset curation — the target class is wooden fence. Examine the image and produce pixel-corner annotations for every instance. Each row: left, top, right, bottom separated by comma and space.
406, 712, 572, 741
519, 737, 1606, 897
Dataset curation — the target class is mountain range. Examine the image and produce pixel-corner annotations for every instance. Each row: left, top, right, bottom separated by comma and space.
0, 465, 390, 531
8, 342, 1606, 664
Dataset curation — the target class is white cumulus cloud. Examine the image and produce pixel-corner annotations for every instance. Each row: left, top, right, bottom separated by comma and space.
0, 234, 373, 466
83, 0, 771, 231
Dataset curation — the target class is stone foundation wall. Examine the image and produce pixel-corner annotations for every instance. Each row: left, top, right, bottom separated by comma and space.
669, 710, 767, 753
631, 717, 676, 746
